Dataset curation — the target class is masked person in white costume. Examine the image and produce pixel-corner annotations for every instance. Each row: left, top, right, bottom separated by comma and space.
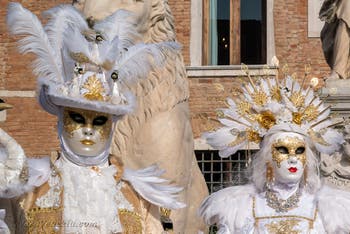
6, 2, 184, 233
0, 100, 27, 234
199, 71, 350, 233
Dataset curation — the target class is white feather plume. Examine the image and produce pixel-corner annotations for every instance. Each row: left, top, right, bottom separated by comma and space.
116, 41, 180, 84
317, 185, 350, 233
122, 165, 185, 210
199, 185, 255, 233
63, 26, 92, 59
202, 128, 235, 149
7, 3, 62, 82
43, 5, 89, 70
98, 37, 121, 64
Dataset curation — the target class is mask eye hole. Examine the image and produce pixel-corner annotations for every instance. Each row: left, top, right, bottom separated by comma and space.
69, 112, 85, 124
275, 146, 288, 154
93, 116, 108, 126
295, 147, 305, 154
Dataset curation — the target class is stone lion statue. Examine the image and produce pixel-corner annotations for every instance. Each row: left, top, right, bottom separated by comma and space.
74, 0, 209, 232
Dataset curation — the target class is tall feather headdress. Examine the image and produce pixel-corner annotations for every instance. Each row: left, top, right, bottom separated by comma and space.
7, 3, 180, 116
203, 65, 344, 157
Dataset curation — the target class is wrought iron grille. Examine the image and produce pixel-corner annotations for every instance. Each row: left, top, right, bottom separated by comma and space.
195, 149, 257, 233
195, 150, 256, 193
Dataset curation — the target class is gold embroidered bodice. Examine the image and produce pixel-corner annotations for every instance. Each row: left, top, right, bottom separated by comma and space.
21, 155, 148, 234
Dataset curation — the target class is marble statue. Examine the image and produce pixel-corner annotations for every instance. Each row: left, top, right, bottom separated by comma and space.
320, 0, 350, 79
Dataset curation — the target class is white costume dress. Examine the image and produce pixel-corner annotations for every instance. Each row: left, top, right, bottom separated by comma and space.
200, 184, 350, 233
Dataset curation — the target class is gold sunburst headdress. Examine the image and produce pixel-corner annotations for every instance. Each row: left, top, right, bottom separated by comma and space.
204, 64, 344, 157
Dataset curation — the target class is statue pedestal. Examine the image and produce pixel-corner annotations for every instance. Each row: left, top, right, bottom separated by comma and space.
320, 79, 350, 191
320, 79, 350, 119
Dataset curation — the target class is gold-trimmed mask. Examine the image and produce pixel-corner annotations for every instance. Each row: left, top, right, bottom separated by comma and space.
271, 136, 306, 167
62, 107, 113, 157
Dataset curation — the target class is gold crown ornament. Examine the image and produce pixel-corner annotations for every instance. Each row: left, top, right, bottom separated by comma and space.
203, 64, 344, 157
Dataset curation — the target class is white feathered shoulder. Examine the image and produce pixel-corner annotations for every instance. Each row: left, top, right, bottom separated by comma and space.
122, 164, 186, 210
317, 185, 350, 233
198, 185, 255, 233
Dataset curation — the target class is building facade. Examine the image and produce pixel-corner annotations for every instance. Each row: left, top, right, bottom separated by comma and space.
0, 0, 331, 190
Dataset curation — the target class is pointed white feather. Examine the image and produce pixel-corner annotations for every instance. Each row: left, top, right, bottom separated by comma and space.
304, 89, 314, 106
203, 128, 236, 149
314, 128, 343, 154
7, 3, 62, 82
98, 36, 121, 64
218, 141, 247, 158
123, 165, 186, 210
63, 26, 91, 60
43, 5, 89, 70
261, 79, 270, 96
221, 109, 251, 127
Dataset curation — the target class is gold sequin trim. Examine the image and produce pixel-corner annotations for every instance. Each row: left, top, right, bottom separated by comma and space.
26, 206, 63, 233
252, 197, 318, 231
265, 219, 302, 234
118, 208, 142, 234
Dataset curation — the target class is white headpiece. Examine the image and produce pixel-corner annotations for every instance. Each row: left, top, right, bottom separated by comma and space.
204, 65, 344, 157
7, 3, 179, 116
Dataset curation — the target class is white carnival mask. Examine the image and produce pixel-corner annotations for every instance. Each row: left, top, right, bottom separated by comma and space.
62, 107, 112, 157
271, 135, 306, 185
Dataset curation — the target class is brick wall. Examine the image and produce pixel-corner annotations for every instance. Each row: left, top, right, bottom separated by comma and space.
169, 0, 191, 64
274, 0, 329, 79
